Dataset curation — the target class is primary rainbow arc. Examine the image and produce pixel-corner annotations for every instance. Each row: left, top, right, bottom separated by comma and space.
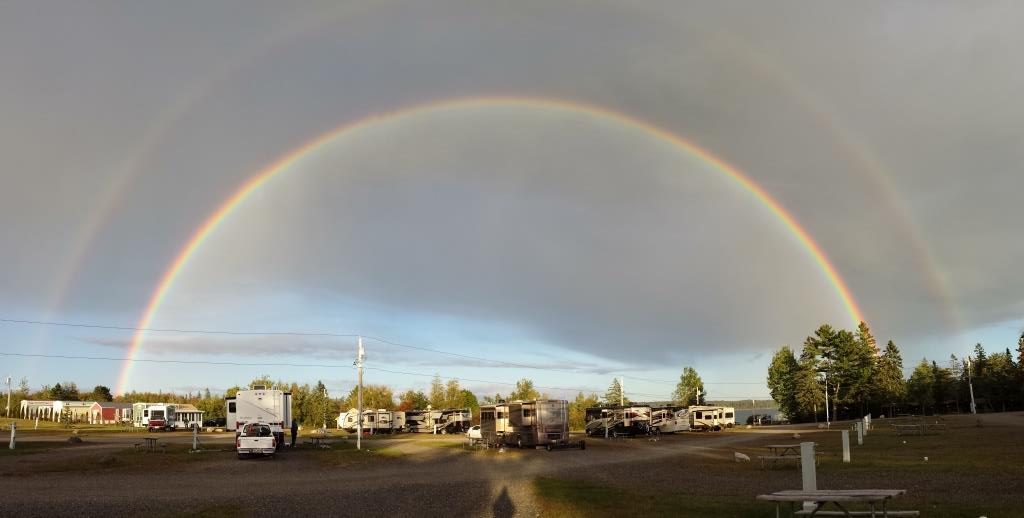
116, 95, 865, 395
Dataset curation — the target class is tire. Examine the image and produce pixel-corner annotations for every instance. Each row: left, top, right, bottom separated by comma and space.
237, 453, 246, 460
546, 444, 552, 452
517, 437, 523, 449
580, 440, 586, 450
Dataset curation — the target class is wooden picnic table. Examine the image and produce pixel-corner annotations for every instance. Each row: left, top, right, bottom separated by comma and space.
142, 437, 159, 452
765, 444, 812, 456
760, 444, 818, 469
305, 434, 332, 448
757, 489, 915, 517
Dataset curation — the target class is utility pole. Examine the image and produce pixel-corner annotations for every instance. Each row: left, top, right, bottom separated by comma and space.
967, 357, 977, 414
5, 376, 10, 418
355, 336, 365, 451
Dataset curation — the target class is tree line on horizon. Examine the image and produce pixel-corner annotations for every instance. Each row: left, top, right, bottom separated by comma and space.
768, 322, 1024, 422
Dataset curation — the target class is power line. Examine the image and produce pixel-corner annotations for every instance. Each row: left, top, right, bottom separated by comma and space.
0, 316, 767, 387
0, 350, 678, 399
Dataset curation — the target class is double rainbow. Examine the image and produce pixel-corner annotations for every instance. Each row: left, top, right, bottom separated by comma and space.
116, 95, 865, 394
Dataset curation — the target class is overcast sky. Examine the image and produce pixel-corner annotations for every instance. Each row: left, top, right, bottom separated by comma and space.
1, 1, 1021, 401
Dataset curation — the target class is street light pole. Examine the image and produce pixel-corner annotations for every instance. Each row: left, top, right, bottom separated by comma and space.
823, 372, 830, 429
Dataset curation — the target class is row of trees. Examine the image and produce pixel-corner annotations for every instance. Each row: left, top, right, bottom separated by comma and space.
768, 323, 1024, 421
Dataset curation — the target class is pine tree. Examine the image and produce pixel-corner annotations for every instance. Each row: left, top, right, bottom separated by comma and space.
874, 341, 906, 416
604, 378, 628, 406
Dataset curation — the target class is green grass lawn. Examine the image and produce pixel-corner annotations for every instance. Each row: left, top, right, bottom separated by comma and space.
534, 414, 1024, 518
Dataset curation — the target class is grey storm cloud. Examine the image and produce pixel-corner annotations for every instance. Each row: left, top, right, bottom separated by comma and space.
2, 1, 1023, 374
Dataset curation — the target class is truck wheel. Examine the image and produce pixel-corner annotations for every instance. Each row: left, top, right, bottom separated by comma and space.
580, 440, 586, 450
546, 444, 552, 452
237, 453, 246, 460
517, 438, 523, 449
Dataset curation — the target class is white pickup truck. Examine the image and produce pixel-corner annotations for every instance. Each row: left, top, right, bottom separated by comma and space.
236, 423, 277, 459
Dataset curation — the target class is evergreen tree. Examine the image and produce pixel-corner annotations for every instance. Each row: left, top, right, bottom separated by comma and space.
603, 378, 628, 406
766, 347, 800, 420
874, 340, 906, 416
793, 348, 824, 421
671, 367, 704, 406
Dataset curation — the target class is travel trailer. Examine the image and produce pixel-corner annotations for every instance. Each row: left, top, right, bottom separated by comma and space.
480, 400, 581, 450
403, 408, 472, 434
688, 405, 735, 431
583, 406, 653, 437
226, 386, 292, 447
337, 409, 406, 434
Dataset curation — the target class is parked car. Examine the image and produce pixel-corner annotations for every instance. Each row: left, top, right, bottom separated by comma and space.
236, 423, 277, 459
466, 425, 482, 440
203, 418, 227, 428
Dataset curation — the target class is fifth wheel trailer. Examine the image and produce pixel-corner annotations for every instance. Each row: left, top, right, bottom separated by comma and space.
584, 406, 653, 437
403, 409, 472, 434
226, 386, 292, 448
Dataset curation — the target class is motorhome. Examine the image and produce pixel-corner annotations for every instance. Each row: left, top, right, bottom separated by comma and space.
226, 385, 292, 447
583, 406, 653, 437
337, 409, 406, 434
480, 399, 580, 449
688, 405, 735, 431
403, 408, 472, 434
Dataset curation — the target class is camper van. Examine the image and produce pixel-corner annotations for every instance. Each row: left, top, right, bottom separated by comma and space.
226, 386, 292, 448
480, 400, 581, 450
337, 409, 406, 434
688, 405, 735, 431
583, 406, 653, 437
403, 408, 472, 434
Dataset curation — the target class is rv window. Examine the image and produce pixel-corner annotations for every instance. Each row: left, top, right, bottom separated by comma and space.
497, 412, 504, 419
523, 409, 533, 417
694, 412, 702, 419
144, 410, 149, 417
228, 402, 236, 413
725, 412, 733, 419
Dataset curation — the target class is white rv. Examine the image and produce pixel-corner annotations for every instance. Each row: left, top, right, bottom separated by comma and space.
226, 386, 292, 447
688, 405, 735, 431
651, 407, 691, 433
138, 404, 177, 432
337, 409, 406, 434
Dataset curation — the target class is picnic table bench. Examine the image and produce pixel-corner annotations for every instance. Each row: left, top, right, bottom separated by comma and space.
757, 489, 917, 517
759, 444, 819, 469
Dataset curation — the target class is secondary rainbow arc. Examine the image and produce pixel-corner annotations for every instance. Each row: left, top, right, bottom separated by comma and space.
116, 95, 866, 395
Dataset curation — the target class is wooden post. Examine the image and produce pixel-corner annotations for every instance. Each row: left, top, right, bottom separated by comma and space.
857, 422, 864, 445
8, 421, 15, 450
801, 441, 817, 511
841, 430, 850, 463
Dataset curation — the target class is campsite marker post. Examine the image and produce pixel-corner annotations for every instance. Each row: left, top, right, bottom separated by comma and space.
9, 421, 15, 450
800, 442, 817, 511
857, 422, 864, 445
841, 430, 850, 463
